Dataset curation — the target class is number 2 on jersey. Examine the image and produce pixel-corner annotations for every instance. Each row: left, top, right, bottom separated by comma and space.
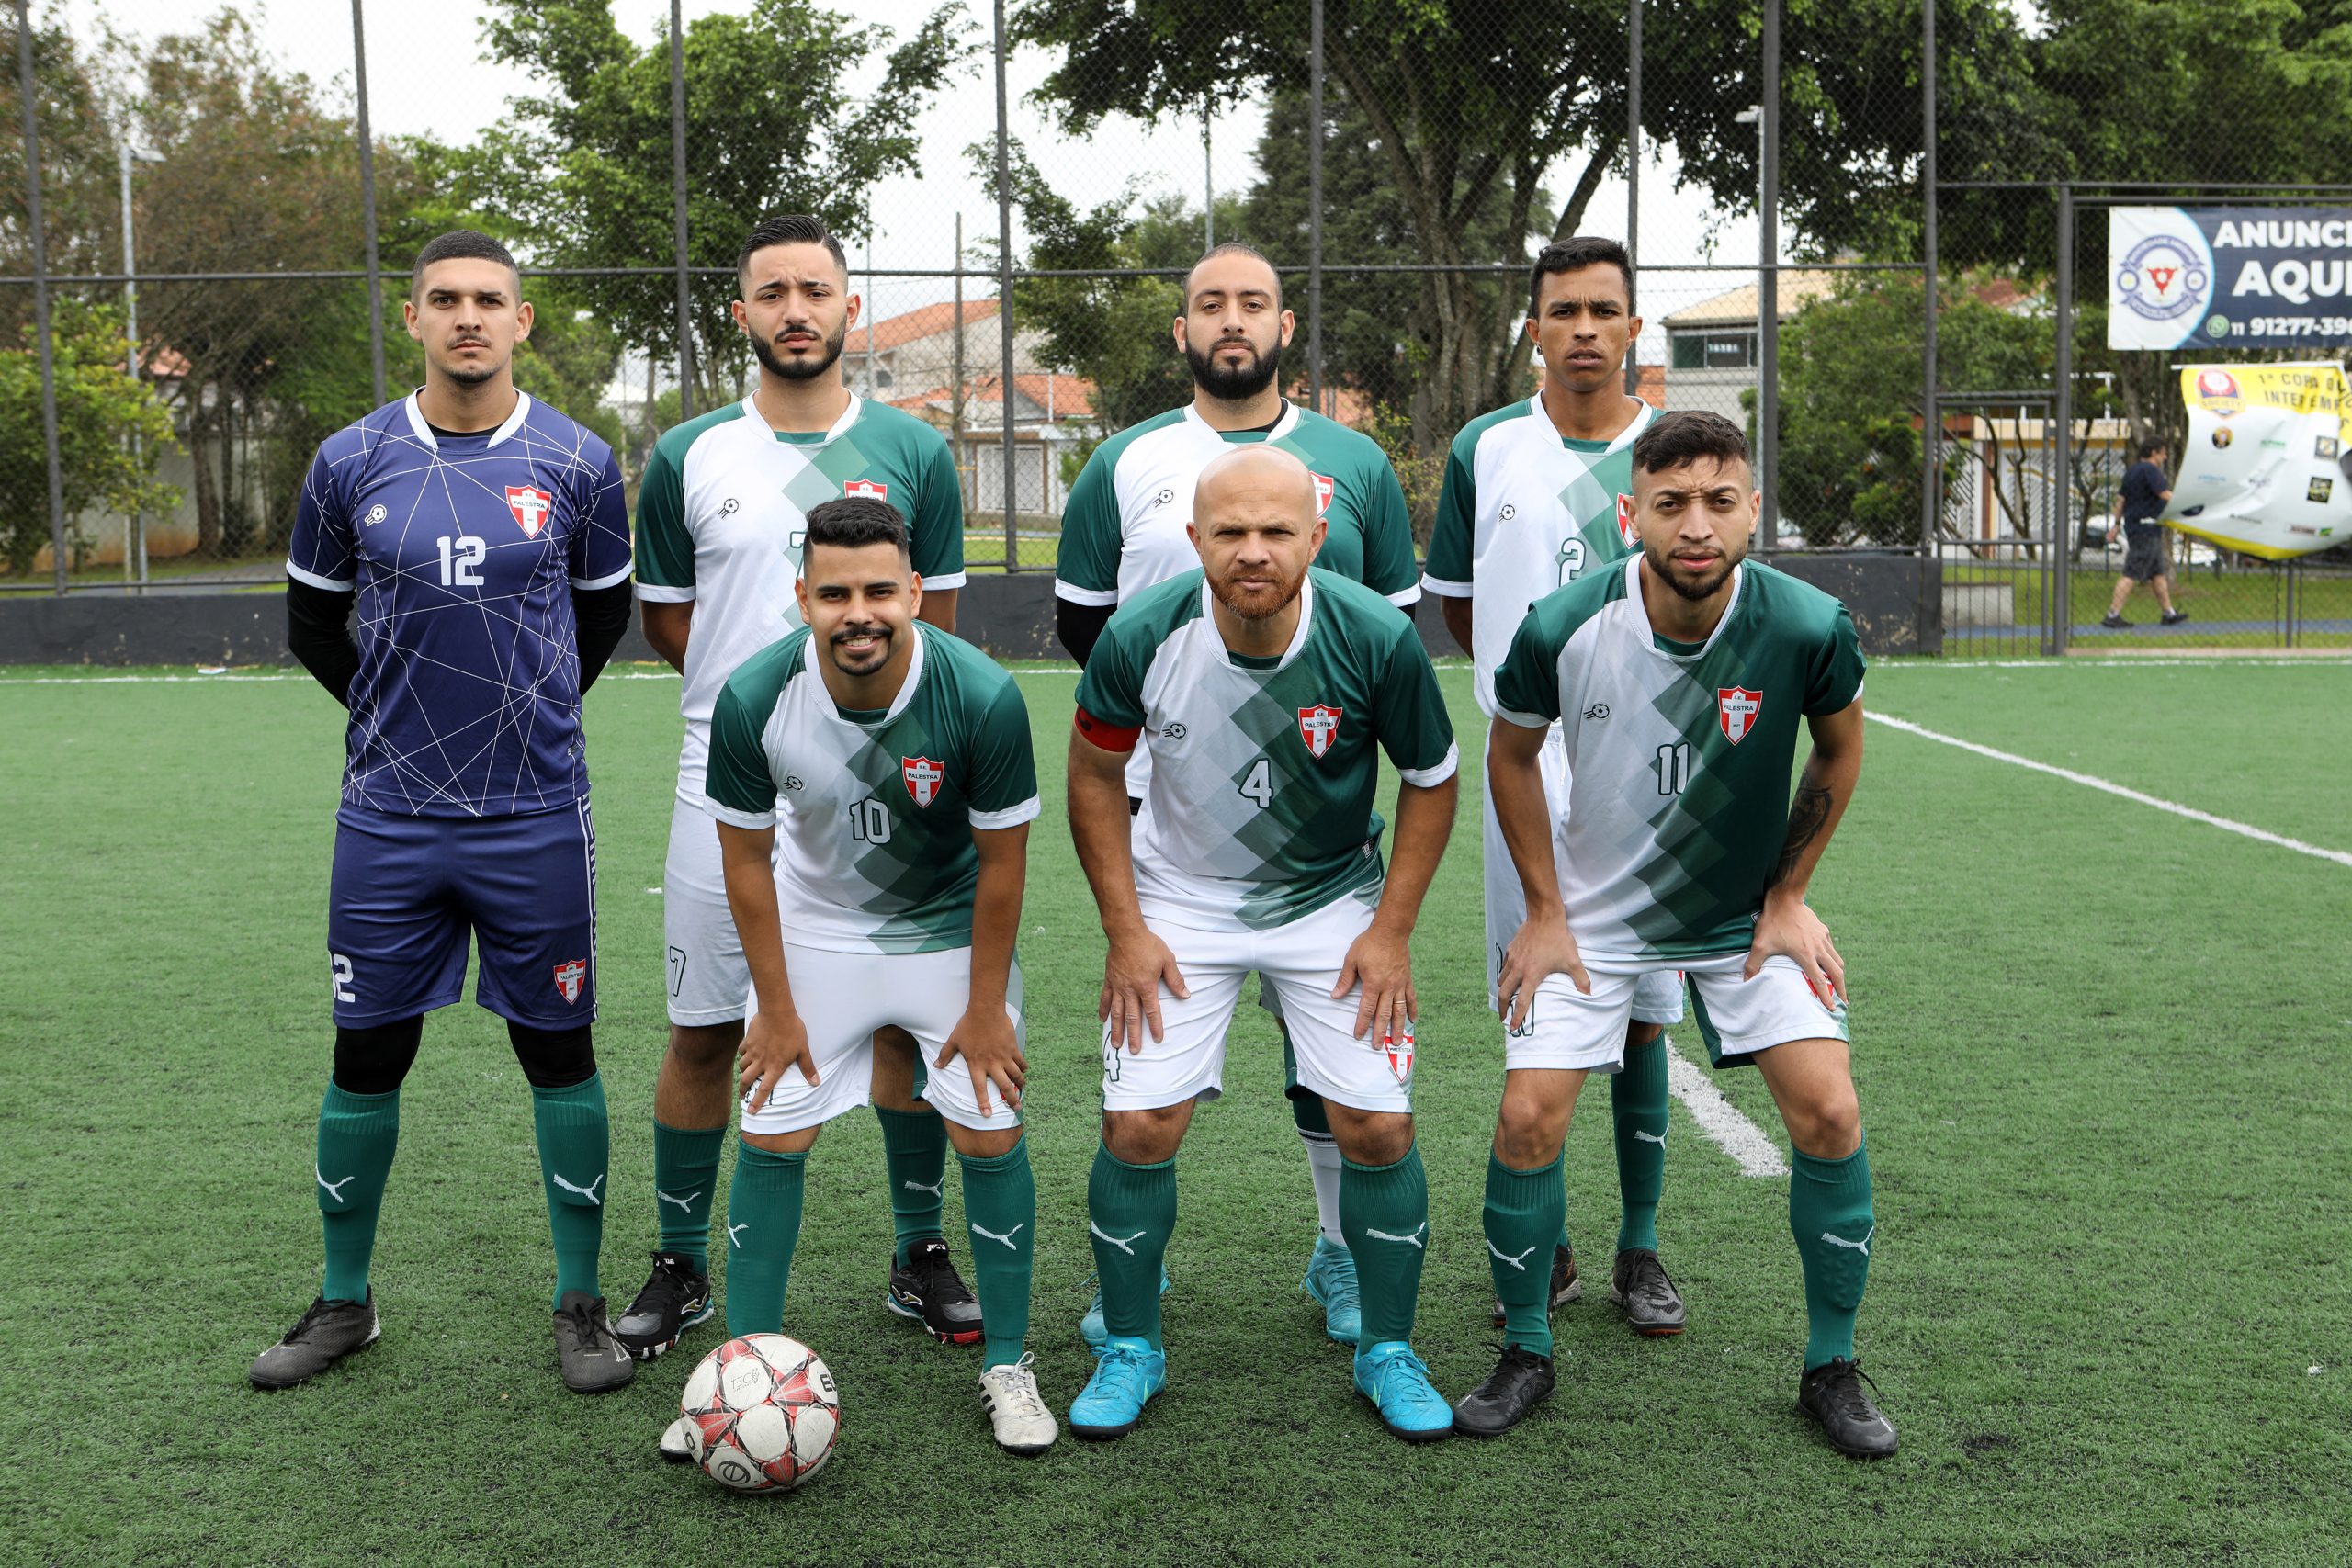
437, 535, 486, 587
1238, 757, 1273, 808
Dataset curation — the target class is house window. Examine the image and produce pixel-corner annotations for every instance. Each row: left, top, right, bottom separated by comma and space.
1668, 331, 1757, 370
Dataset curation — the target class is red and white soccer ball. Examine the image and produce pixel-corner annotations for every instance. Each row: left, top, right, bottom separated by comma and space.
679, 1334, 841, 1493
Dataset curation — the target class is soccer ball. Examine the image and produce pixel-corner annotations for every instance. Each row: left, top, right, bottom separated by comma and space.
678, 1334, 841, 1493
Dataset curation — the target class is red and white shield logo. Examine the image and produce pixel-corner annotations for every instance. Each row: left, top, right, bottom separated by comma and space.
1717, 686, 1761, 744
506, 485, 553, 538
551, 958, 587, 1004
843, 479, 889, 502
1616, 492, 1638, 547
1309, 471, 1335, 516
1385, 1020, 1415, 1081
1297, 704, 1342, 759
902, 755, 944, 807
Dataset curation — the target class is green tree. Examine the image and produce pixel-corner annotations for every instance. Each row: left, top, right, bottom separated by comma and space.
467, 0, 972, 406
0, 299, 180, 576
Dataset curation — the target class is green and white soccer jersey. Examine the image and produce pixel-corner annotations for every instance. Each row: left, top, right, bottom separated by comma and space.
1073, 569, 1457, 932
703, 622, 1038, 954
1422, 395, 1656, 716
1054, 401, 1420, 610
1491, 557, 1866, 964
634, 393, 967, 799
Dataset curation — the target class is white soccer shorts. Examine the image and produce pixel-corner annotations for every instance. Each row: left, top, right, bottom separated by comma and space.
662, 790, 775, 1026
1102, 893, 1414, 1115
1506, 952, 1848, 1073
1483, 718, 1684, 1033
738, 944, 1024, 1136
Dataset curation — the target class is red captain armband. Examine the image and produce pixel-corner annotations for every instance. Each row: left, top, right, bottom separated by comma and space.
1074, 705, 1142, 752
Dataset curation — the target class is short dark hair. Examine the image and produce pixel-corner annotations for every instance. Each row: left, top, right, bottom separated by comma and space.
802, 496, 909, 561
1187, 241, 1283, 310
410, 230, 518, 298
737, 213, 849, 285
1632, 410, 1751, 475
2137, 436, 2166, 459
1530, 236, 1635, 317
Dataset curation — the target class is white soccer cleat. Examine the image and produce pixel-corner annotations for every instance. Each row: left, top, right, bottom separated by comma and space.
978, 1353, 1059, 1456
658, 1414, 697, 1463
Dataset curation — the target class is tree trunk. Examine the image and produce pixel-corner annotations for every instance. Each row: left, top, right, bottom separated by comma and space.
191, 389, 221, 558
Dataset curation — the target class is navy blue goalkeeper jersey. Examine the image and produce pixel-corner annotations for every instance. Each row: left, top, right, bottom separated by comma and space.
286, 391, 634, 818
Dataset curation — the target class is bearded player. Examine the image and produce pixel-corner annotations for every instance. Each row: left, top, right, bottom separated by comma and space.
1419, 236, 1693, 1346
651, 496, 1055, 1456
253, 230, 637, 1393
621, 215, 979, 1364
1065, 446, 1460, 1443
1054, 243, 1421, 1348
1464, 411, 1894, 1459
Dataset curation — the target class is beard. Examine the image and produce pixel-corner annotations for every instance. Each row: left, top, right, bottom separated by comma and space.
1644, 533, 1748, 602
752, 318, 848, 382
1187, 333, 1283, 401
440, 353, 500, 387
1206, 557, 1306, 622
826, 620, 894, 676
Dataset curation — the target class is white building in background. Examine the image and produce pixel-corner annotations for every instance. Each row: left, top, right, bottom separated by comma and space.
1658, 269, 1841, 423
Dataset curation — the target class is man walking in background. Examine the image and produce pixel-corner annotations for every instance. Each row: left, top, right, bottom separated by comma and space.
2102, 438, 2188, 629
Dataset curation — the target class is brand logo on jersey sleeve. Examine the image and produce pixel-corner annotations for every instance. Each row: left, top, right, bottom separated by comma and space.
1616, 493, 1638, 547
1310, 471, 1335, 516
1297, 704, 1342, 759
902, 755, 944, 807
506, 485, 553, 538
1717, 686, 1762, 744
552, 958, 588, 1004
843, 479, 889, 502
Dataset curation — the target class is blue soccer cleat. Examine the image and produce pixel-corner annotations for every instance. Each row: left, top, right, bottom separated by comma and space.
1079, 1268, 1171, 1355
1068, 1337, 1168, 1440
1353, 1339, 1453, 1443
1301, 1235, 1362, 1346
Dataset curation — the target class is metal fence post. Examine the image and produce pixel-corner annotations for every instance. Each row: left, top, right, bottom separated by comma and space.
351, 0, 385, 406
16, 0, 68, 595
669, 0, 695, 419
1307, 0, 1323, 414
2052, 184, 2074, 656
994, 0, 1018, 570
1625, 0, 1640, 396
1919, 0, 1937, 643
1758, 0, 1780, 552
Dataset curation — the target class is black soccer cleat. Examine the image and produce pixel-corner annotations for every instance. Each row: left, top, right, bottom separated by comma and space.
1488, 1243, 1580, 1328
2160, 608, 2190, 626
1452, 1343, 1555, 1438
1611, 1247, 1687, 1336
888, 1237, 984, 1346
615, 1250, 716, 1361
2099, 613, 2132, 629
1799, 1357, 1899, 1460
553, 1291, 637, 1393
249, 1291, 381, 1389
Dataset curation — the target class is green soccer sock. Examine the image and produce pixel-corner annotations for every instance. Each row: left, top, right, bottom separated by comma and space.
723, 1141, 808, 1337
651, 1119, 726, 1271
1087, 1144, 1176, 1350
1613, 1035, 1670, 1253
531, 1074, 610, 1309
1790, 1135, 1875, 1370
1341, 1143, 1430, 1348
876, 1105, 948, 1267
957, 1136, 1036, 1370
316, 1083, 401, 1305
1484, 1153, 1564, 1357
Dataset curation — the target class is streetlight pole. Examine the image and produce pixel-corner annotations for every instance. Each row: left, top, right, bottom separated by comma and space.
119, 140, 164, 592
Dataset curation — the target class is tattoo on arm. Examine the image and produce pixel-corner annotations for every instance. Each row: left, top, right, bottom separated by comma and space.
1769, 771, 1835, 889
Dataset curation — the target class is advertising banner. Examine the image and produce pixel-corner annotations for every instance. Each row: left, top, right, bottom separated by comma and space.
2109, 207, 2352, 351
2165, 363, 2352, 560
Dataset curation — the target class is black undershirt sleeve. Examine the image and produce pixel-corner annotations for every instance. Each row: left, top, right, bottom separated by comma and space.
1057, 597, 1116, 669
571, 579, 634, 694
285, 575, 361, 707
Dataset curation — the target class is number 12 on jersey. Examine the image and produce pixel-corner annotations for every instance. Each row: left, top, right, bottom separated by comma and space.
437, 534, 486, 587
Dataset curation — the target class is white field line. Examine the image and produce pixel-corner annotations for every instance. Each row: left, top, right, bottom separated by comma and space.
1663, 1035, 1788, 1179
1876, 658, 2352, 671
1871, 712, 2352, 869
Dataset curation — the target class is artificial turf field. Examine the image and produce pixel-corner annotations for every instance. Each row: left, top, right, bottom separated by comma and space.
3, 656, 2347, 1567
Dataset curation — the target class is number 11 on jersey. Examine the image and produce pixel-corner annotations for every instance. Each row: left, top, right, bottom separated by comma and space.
1655, 741, 1691, 796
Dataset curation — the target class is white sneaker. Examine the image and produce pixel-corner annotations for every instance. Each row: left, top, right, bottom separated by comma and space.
978, 1353, 1058, 1455
658, 1414, 697, 1463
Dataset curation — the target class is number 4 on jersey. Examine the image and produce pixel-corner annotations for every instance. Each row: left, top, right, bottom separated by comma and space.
1239, 757, 1273, 807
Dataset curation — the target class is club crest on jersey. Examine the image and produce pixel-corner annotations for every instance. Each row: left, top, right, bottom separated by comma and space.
1717, 686, 1762, 744
902, 755, 944, 807
1310, 471, 1335, 516
1297, 704, 1342, 759
843, 479, 889, 502
506, 485, 553, 538
1384, 1021, 1415, 1081
552, 959, 587, 1004
1616, 492, 1638, 547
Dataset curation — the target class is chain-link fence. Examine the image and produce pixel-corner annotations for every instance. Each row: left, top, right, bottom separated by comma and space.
6, 0, 2346, 649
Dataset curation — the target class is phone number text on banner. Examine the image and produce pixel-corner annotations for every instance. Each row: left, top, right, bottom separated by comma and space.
2109, 206, 2352, 351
